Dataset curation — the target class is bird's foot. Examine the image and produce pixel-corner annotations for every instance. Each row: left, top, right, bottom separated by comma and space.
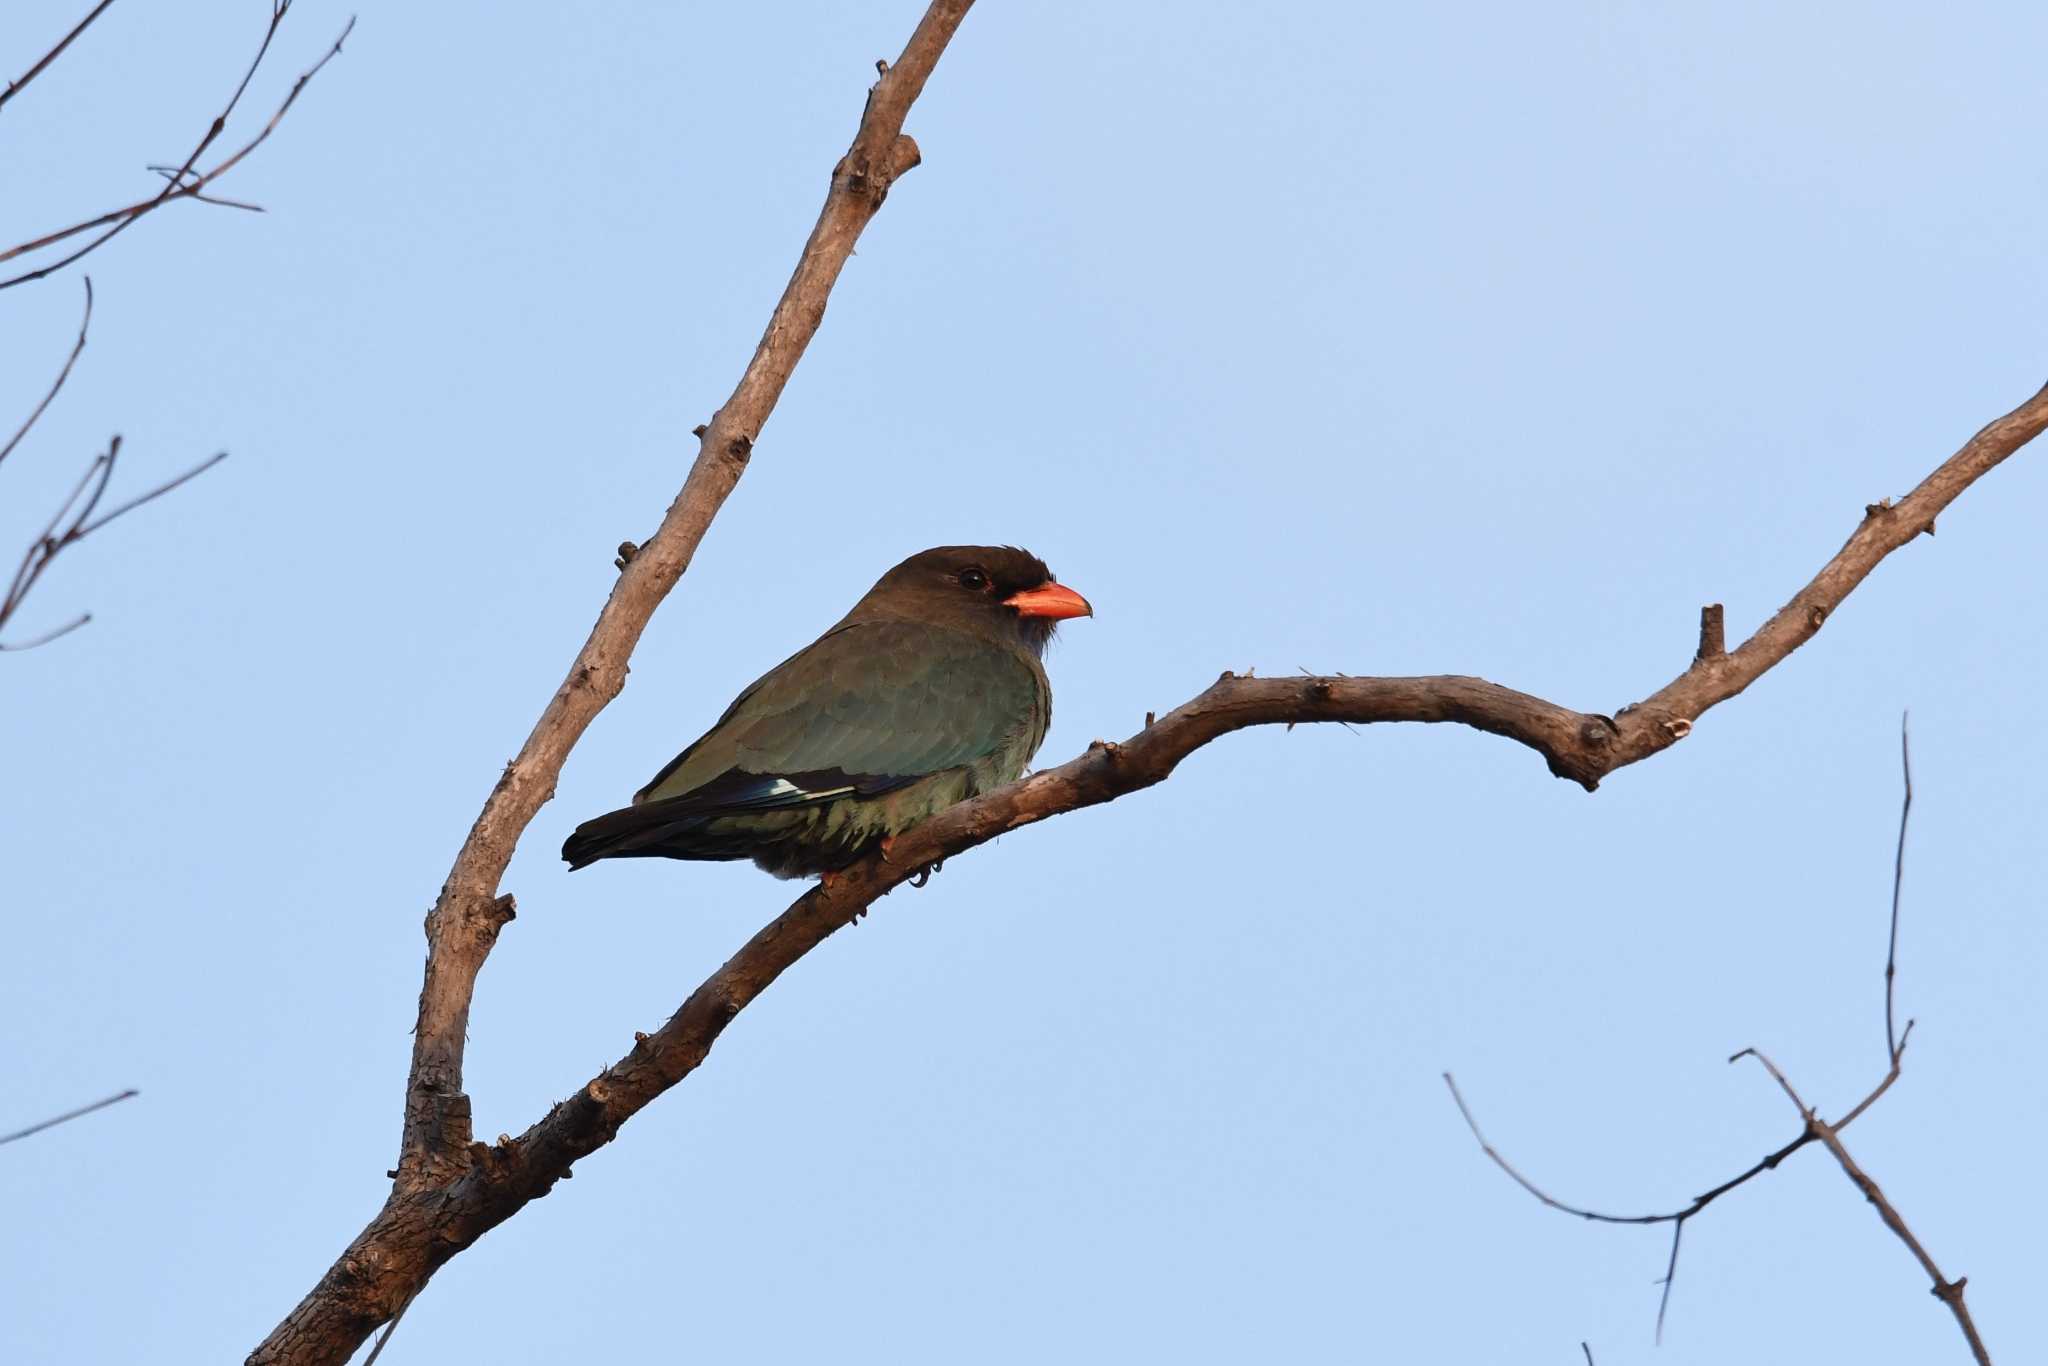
909, 859, 944, 889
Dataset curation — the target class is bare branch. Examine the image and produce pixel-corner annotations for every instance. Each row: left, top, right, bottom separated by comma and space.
259, 369, 2042, 1363
250, 4, 976, 1359
1449, 722, 1974, 1356
246, 0, 2046, 1354
0, 8, 353, 290
0, 1087, 137, 1146
0, 437, 226, 646
1734, 1050, 1990, 1365
75, 449, 226, 536
0, 612, 90, 651
1886, 713, 1912, 1059
0, 0, 116, 115
0, 277, 92, 472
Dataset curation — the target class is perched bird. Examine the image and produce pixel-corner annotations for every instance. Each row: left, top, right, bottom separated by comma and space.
562, 545, 1091, 879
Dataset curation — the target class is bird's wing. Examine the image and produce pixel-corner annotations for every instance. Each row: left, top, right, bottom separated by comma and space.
634, 620, 1046, 814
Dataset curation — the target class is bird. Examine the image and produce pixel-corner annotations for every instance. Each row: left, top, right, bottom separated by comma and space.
561, 545, 1091, 880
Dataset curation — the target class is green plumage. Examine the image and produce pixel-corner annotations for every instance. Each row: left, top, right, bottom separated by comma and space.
562, 546, 1083, 880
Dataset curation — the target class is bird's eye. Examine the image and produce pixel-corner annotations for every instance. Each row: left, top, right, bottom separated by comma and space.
958, 568, 989, 592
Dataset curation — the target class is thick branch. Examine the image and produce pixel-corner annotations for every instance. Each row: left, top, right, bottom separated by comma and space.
264, 356, 2039, 1366
246, 0, 2042, 1341
248, 4, 977, 1363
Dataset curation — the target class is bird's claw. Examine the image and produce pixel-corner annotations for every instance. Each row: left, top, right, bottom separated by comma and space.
909, 859, 943, 888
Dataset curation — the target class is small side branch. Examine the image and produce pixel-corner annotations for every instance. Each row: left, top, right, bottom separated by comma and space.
0, 435, 227, 647
1886, 715, 1912, 1059
0, 5, 353, 289
1733, 1049, 1989, 1366
0, 1087, 138, 1145
1448, 723, 1986, 1362
1694, 602, 1725, 663
0, 277, 92, 473
0, 0, 117, 115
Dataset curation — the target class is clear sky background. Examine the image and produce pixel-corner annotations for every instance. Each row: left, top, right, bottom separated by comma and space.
4, 3, 2044, 1362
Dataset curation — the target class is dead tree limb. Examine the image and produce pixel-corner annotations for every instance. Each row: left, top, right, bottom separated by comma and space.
247, 0, 2046, 1352
249, 3, 977, 1360
0, 0, 116, 116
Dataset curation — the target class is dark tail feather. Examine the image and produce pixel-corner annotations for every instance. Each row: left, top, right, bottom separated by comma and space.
563, 800, 698, 870
562, 796, 776, 869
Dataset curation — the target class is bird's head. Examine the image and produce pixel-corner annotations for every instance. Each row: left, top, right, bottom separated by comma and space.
855, 545, 1092, 654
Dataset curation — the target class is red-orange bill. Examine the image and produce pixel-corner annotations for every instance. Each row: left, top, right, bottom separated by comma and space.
1004, 582, 1093, 620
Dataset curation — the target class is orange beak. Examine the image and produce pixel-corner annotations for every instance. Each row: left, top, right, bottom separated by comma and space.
1004, 581, 1093, 621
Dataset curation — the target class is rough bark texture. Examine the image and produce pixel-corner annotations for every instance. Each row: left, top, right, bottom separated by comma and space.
248, 3, 976, 1363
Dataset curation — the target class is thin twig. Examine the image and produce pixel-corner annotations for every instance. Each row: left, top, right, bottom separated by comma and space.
77, 450, 227, 535
1733, 1049, 1990, 1365
0, 613, 91, 651
1445, 723, 1942, 1345
0, 1088, 138, 1146
149, 167, 267, 212
0, 440, 226, 646
0, 277, 92, 471
1446, 1069, 1812, 1341
1886, 713, 1912, 1059
358, 1289, 416, 1366
0, 0, 117, 115
0, 9, 353, 289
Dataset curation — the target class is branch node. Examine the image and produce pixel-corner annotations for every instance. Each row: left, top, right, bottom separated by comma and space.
1695, 603, 1725, 662
1664, 717, 1693, 740
615, 541, 639, 571
691, 423, 708, 439
1807, 604, 1828, 631
724, 435, 753, 467
887, 133, 922, 178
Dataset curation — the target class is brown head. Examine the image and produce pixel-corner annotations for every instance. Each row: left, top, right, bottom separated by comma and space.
845, 545, 1092, 655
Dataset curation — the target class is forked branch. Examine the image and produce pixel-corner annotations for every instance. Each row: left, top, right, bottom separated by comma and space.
1452, 718, 1989, 1362
0, 280, 228, 647
0, 3, 353, 290
251, 3, 977, 1360
248, 0, 2043, 1353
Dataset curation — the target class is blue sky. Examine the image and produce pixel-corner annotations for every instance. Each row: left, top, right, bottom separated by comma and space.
4, 2, 2044, 1361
